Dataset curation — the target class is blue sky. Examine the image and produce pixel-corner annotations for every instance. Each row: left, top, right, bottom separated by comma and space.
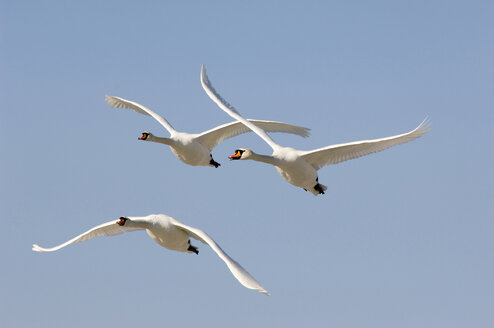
1, 1, 493, 327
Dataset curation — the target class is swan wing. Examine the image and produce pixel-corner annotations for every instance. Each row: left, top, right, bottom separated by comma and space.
196, 119, 310, 150
200, 65, 280, 151
172, 219, 270, 295
32, 220, 143, 252
105, 95, 176, 134
300, 118, 431, 170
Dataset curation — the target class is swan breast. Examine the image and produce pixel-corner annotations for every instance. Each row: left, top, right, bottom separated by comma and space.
169, 133, 212, 166
273, 150, 318, 188
146, 222, 190, 252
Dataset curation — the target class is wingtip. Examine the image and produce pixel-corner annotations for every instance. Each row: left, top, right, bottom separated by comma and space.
104, 95, 116, 107
261, 289, 271, 296
200, 64, 210, 87
418, 116, 432, 132
253, 284, 270, 295
295, 127, 311, 138
302, 127, 311, 138
32, 244, 42, 252
200, 64, 206, 79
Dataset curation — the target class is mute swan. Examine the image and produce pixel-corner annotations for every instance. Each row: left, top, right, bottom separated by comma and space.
105, 95, 309, 167
32, 214, 269, 295
200, 65, 430, 195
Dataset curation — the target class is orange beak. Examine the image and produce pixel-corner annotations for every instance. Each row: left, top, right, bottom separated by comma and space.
229, 150, 242, 160
138, 133, 149, 140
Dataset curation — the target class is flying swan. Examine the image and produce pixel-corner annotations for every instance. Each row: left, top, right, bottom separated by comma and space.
32, 214, 269, 295
200, 64, 430, 195
105, 95, 310, 167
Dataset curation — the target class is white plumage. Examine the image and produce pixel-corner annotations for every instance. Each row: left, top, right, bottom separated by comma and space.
33, 214, 269, 295
105, 95, 310, 168
201, 64, 430, 195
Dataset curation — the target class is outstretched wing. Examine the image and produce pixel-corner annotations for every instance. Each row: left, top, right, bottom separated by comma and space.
196, 119, 310, 150
105, 95, 176, 134
200, 65, 281, 151
32, 220, 143, 252
171, 218, 270, 295
300, 118, 431, 170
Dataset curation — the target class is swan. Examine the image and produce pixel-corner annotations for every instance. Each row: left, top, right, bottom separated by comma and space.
200, 65, 430, 195
105, 95, 310, 167
32, 214, 269, 295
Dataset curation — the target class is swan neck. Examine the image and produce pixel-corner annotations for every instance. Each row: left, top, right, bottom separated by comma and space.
249, 152, 278, 165
147, 135, 173, 145
125, 217, 153, 229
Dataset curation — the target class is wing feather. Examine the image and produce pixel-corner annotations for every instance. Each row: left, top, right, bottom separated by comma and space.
300, 118, 431, 170
172, 219, 270, 295
200, 65, 280, 151
196, 119, 310, 150
105, 95, 176, 134
32, 220, 143, 252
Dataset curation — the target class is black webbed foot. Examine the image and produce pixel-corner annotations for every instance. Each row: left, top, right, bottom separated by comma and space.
209, 155, 221, 168
188, 245, 199, 255
314, 183, 325, 195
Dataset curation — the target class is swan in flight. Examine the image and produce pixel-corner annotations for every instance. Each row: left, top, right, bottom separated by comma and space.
32, 214, 269, 295
105, 95, 310, 168
200, 65, 430, 195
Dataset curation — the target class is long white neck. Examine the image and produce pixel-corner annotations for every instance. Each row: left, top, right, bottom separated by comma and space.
247, 152, 280, 166
146, 135, 175, 146
124, 217, 154, 229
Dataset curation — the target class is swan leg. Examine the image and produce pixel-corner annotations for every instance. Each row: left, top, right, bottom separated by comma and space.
314, 178, 326, 195
314, 184, 325, 194
188, 244, 199, 254
209, 155, 221, 168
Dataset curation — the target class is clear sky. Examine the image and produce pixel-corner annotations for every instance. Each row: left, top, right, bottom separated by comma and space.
1, 1, 493, 327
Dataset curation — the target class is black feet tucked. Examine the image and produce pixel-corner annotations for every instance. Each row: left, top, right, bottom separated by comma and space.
314, 183, 325, 195
188, 245, 199, 254
209, 158, 221, 168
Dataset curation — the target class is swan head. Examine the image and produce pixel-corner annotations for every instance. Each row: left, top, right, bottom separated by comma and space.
138, 131, 153, 140
117, 217, 128, 226
229, 148, 252, 160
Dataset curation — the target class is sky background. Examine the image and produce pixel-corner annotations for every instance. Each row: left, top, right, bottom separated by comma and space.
1, 1, 493, 327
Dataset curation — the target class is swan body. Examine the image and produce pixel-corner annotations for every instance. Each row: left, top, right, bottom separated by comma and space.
32, 214, 269, 295
105, 95, 310, 167
142, 131, 214, 166
201, 64, 430, 195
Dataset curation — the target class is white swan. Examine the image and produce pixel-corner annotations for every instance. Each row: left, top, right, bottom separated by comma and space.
105, 95, 310, 167
32, 214, 269, 295
201, 65, 430, 195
